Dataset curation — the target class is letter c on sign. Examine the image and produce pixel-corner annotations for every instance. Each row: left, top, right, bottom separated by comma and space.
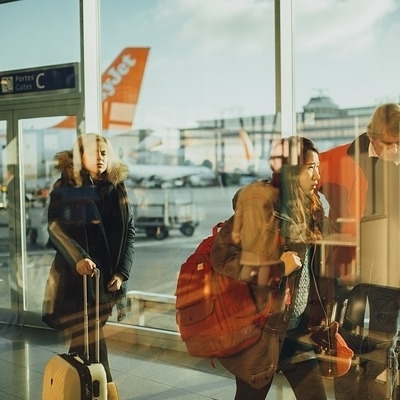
36, 73, 45, 89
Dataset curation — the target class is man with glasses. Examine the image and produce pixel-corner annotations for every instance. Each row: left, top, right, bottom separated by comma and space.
319, 103, 400, 280
318, 103, 400, 399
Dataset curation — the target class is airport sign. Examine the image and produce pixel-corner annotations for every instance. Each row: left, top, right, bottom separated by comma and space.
0, 63, 78, 96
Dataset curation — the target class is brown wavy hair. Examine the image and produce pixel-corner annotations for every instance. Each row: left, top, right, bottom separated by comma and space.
270, 136, 324, 241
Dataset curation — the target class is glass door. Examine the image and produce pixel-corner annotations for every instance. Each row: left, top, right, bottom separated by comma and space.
0, 113, 13, 321
21, 116, 78, 319
0, 102, 80, 328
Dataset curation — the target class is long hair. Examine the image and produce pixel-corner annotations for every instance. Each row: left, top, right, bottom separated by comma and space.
270, 136, 324, 241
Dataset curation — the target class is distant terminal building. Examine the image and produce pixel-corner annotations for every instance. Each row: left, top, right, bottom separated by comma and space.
179, 96, 380, 178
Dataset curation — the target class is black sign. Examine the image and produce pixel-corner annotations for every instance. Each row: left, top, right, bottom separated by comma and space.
0, 63, 78, 96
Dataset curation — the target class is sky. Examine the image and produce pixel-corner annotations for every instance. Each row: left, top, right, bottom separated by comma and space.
1, 0, 400, 131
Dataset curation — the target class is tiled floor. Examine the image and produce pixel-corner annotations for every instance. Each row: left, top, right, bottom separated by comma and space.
0, 324, 336, 400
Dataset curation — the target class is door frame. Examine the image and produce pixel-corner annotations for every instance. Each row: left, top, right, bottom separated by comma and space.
0, 93, 81, 327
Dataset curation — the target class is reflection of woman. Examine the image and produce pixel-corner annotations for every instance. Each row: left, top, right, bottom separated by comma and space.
45, 134, 135, 400
211, 136, 327, 399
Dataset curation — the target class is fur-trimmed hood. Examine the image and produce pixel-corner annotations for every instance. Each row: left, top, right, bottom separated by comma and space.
54, 150, 129, 186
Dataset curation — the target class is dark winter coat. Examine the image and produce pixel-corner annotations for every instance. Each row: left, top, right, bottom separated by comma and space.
46, 150, 135, 319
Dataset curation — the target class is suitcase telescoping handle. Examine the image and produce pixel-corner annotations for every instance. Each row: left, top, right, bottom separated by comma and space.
83, 268, 100, 363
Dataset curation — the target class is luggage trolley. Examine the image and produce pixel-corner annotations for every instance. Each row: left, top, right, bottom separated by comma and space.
131, 188, 199, 240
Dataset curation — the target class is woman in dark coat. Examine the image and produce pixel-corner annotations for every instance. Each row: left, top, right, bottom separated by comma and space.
44, 133, 135, 400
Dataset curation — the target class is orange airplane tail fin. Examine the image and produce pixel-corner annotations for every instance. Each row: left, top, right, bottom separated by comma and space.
53, 47, 150, 131
239, 129, 255, 161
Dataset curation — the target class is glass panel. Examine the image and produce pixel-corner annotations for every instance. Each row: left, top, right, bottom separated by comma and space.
293, 1, 400, 286
21, 117, 77, 313
293, 4, 400, 399
0, 118, 11, 311
0, 0, 80, 72
100, 1, 276, 330
0, 115, 25, 325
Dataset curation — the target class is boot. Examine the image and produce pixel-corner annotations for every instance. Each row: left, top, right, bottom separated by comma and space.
107, 382, 120, 400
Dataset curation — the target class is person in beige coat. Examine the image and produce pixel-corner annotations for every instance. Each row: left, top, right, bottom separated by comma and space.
211, 136, 327, 399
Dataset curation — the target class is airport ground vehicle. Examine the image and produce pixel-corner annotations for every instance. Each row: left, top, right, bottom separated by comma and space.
131, 188, 199, 240
27, 187, 200, 245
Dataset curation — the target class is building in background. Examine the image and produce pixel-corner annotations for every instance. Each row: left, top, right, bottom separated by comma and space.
179, 95, 379, 184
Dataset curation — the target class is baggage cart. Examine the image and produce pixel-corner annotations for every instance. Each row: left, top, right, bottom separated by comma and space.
131, 188, 199, 240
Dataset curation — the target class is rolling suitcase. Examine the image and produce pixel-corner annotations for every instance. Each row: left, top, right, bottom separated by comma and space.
42, 268, 107, 400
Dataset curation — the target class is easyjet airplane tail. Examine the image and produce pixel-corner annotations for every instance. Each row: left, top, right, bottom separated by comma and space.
53, 47, 150, 131
239, 129, 255, 161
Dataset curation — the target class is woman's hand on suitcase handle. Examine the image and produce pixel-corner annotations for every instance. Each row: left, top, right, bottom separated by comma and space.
107, 273, 124, 292
280, 251, 302, 276
76, 258, 97, 276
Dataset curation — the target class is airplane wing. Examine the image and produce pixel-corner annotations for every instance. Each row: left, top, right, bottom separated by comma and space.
126, 162, 216, 187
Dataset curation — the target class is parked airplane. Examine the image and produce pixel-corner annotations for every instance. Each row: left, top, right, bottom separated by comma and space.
1, 46, 215, 189
58, 46, 215, 188
124, 161, 216, 188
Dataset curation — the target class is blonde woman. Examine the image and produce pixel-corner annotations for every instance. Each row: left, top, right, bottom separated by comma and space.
43, 134, 135, 400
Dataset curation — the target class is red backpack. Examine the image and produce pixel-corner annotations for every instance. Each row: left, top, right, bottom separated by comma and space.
175, 222, 274, 358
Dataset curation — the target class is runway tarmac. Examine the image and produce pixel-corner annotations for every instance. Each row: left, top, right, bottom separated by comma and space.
130, 185, 240, 295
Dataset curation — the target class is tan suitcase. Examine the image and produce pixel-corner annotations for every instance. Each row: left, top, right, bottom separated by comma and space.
42, 269, 107, 400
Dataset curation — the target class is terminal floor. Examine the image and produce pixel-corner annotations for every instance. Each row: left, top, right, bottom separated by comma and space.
0, 325, 336, 399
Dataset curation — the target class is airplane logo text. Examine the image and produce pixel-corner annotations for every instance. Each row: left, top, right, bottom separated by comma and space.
102, 54, 137, 100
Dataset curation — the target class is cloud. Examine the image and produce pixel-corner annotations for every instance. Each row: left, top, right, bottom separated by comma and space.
295, 0, 398, 54
108, 0, 400, 127
150, 0, 398, 60
153, 0, 273, 58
